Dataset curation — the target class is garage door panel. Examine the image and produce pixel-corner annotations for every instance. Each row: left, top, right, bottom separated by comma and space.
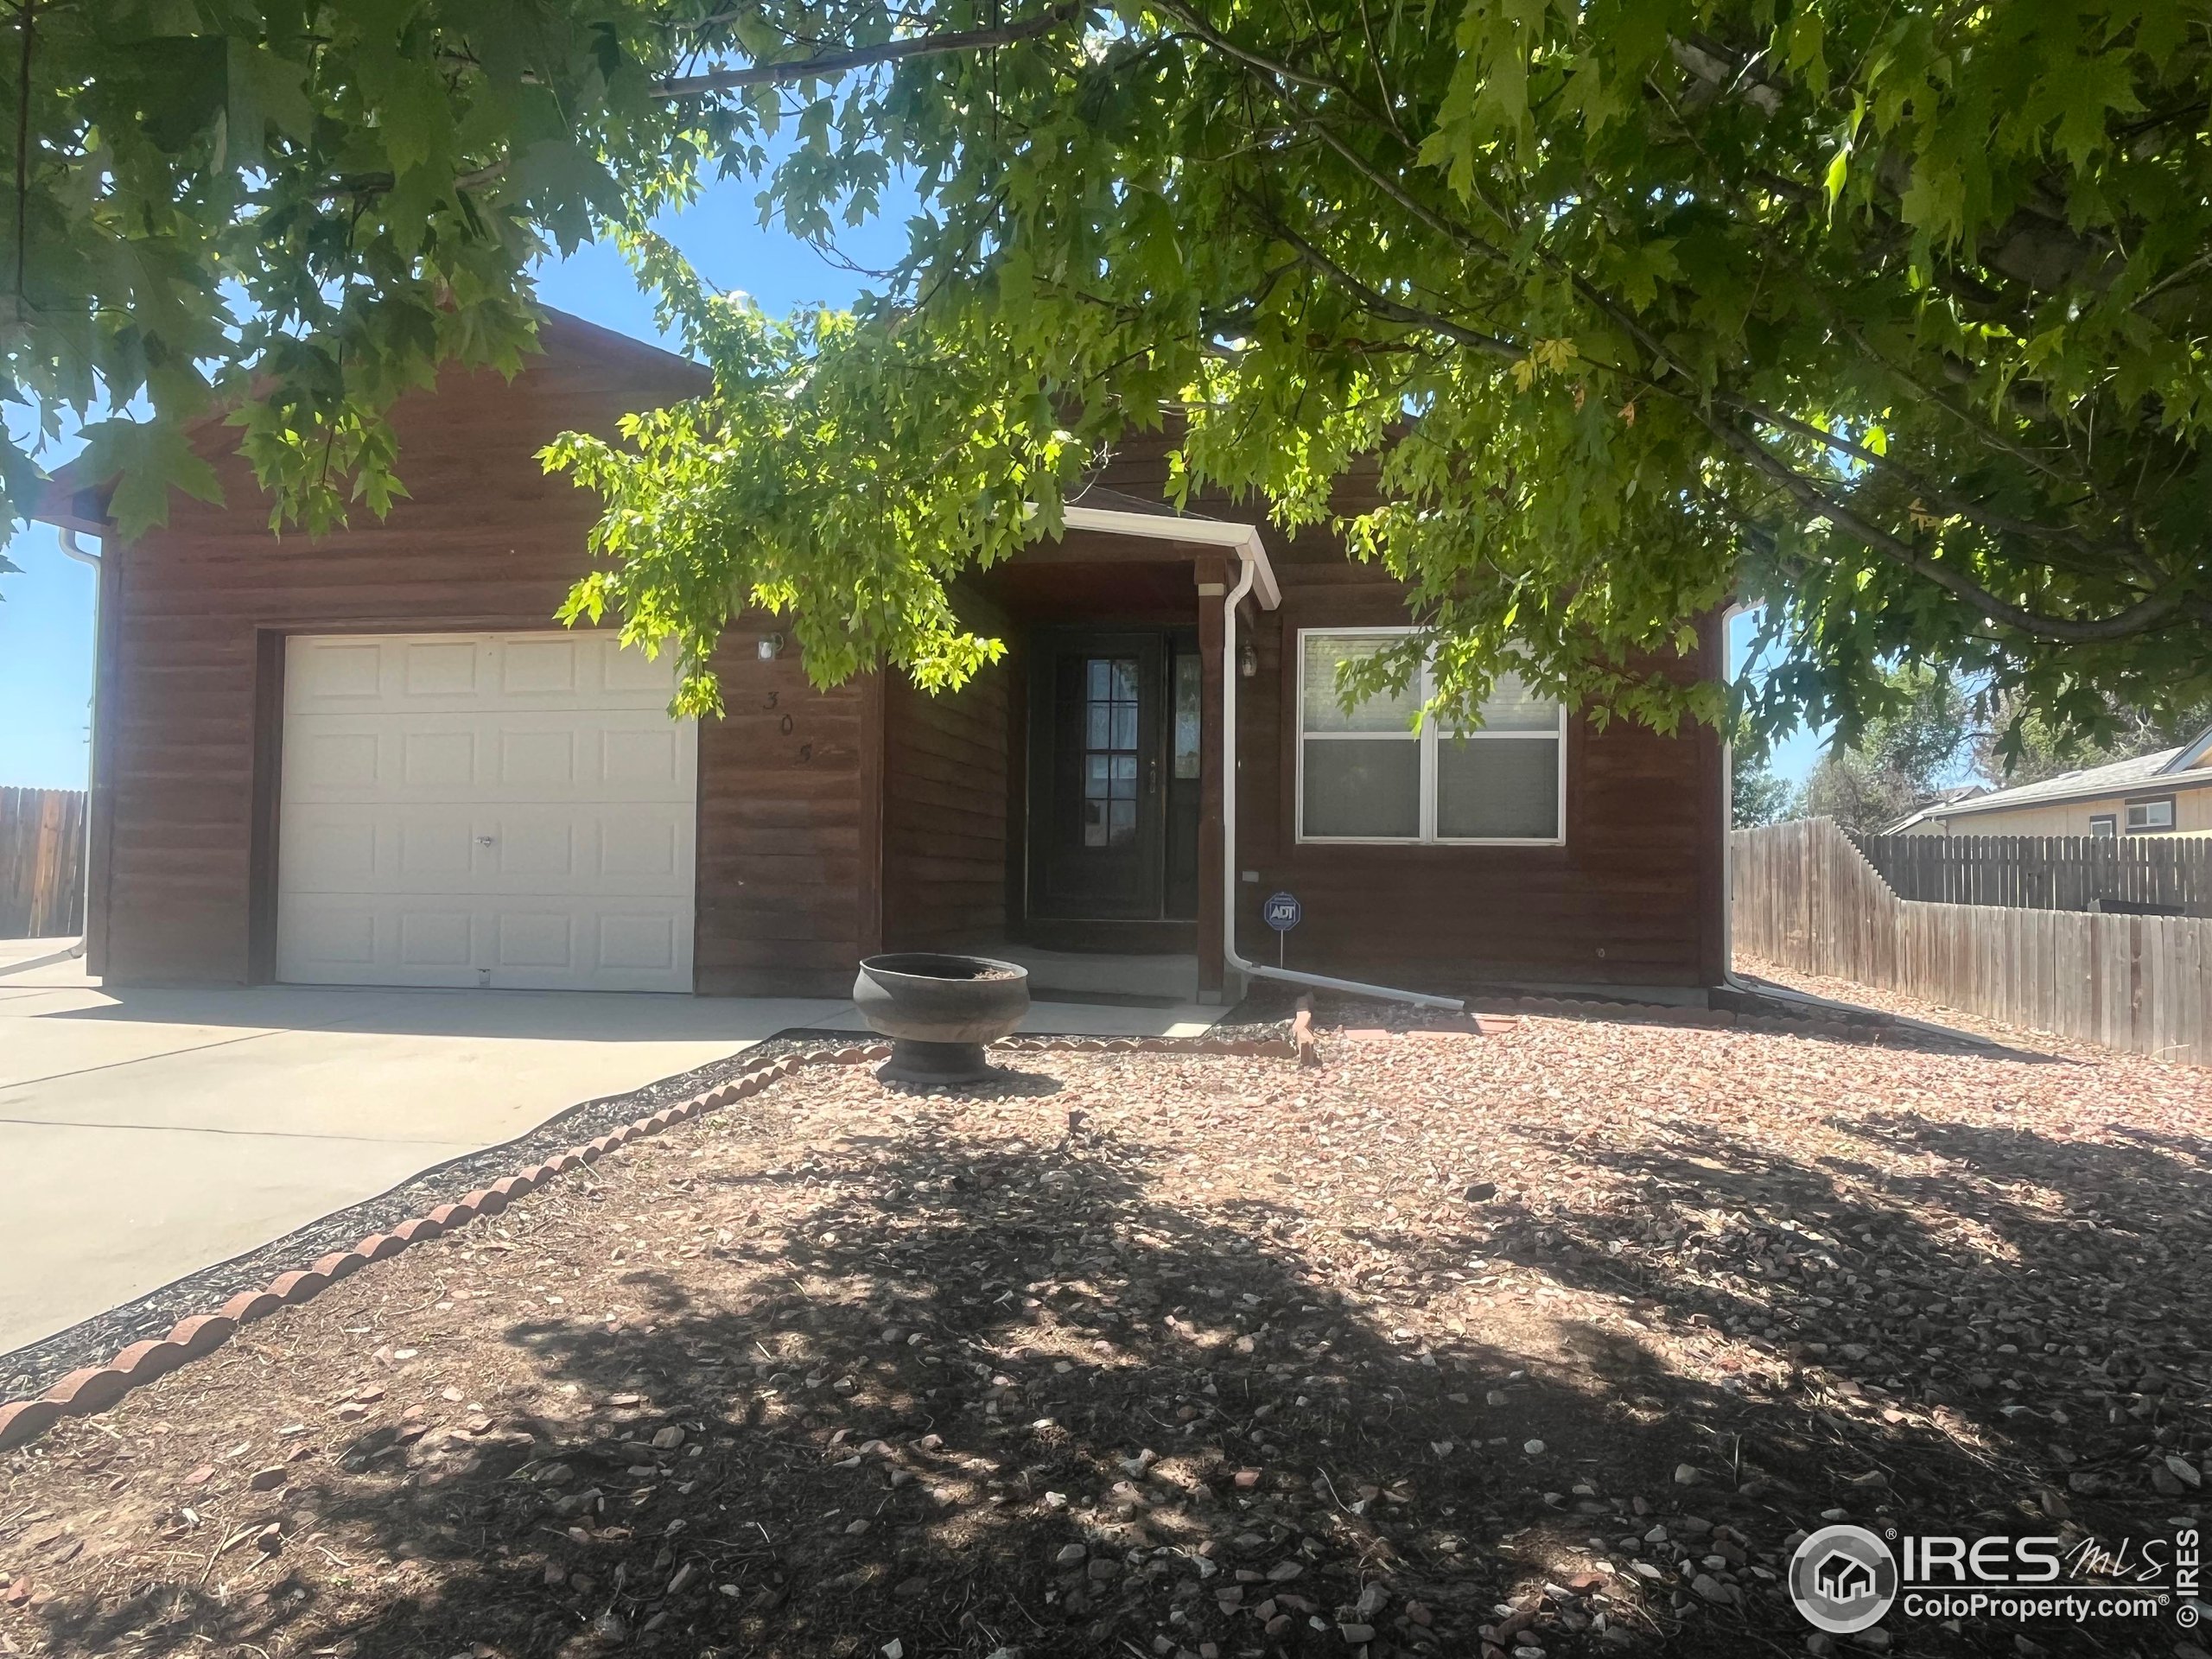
499, 819, 577, 880
280, 804, 692, 898
279, 900, 380, 974
399, 909, 477, 970
296, 729, 385, 791
277, 631, 696, 992
287, 632, 681, 716
282, 895, 698, 993
287, 713, 692, 804
601, 913, 680, 971
403, 639, 481, 697
497, 638, 576, 696
398, 820, 475, 879
603, 725, 683, 789
290, 639, 386, 702
402, 729, 478, 788
496, 911, 575, 970
601, 816, 680, 879
499, 728, 577, 787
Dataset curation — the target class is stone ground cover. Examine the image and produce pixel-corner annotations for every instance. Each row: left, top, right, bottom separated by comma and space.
2, 994, 2207, 1659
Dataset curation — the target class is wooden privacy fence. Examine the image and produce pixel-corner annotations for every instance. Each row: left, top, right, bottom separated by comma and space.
1734, 817, 2210, 1065
1854, 830, 2212, 918
0, 786, 87, 939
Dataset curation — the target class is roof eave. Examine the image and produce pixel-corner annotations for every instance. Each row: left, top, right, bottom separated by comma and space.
1935, 767, 2212, 820
2158, 721, 2212, 776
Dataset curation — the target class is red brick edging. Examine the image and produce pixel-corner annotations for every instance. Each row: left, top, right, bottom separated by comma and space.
0, 1032, 1298, 1458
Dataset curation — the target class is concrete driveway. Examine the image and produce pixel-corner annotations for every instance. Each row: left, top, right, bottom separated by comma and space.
0, 938, 851, 1356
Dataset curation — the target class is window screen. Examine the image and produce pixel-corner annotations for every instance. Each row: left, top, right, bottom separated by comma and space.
2126, 797, 2176, 832
1297, 632, 1564, 843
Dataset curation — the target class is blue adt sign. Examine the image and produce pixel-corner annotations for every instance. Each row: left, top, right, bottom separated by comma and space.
1262, 891, 1303, 932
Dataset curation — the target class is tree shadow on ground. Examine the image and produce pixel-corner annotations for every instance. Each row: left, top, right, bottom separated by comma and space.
1487, 1109, 2209, 1568
20, 1075, 2208, 1659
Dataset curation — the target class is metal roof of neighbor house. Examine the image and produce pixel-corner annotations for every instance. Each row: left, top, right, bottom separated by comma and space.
1921, 724, 2212, 822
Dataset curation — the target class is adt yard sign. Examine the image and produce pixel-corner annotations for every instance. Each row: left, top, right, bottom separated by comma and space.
1262, 890, 1301, 965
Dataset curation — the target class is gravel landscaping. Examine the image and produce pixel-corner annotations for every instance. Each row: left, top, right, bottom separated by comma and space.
3, 1001, 2208, 1659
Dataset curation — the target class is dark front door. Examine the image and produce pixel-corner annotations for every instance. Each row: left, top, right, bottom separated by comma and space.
1029, 629, 1209, 925
1031, 633, 1163, 919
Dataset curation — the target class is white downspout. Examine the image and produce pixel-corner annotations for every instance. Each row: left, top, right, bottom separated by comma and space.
57, 527, 100, 960
1717, 598, 1758, 1001
1217, 536, 1464, 1013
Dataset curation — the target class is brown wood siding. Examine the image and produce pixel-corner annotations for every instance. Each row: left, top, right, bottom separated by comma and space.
87, 368, 1725, 997
880, 590, 1014, 952
694, 642, 868, 996
93, 322, 868, 995
1079, 437, 1727, 992
1230, 569, 1726, 994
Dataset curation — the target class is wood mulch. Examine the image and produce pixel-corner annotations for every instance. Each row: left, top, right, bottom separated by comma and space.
2, 1000, 2208, 1659
1737, 952, 2208, 1077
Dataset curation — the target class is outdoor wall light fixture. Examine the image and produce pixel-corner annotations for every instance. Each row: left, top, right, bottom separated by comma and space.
757, 632, 785, 661
1240, 643, 1259, 678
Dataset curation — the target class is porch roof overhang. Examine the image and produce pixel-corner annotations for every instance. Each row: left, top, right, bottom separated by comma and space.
1057, 503, 1281, 611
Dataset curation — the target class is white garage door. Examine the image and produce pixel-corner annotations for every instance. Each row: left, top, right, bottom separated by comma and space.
276, 632, 698, 992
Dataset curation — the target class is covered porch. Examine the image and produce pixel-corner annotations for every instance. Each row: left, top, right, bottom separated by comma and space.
874, 495, 1278, 1007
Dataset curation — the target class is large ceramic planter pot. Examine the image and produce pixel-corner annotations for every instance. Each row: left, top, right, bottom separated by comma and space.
853, 953, 1032, 1084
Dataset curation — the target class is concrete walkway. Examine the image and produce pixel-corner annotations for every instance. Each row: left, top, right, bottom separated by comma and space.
0, 939, 1226, 1357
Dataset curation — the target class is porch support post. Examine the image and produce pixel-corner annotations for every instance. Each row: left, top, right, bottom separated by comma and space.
1196, 556, 1229, 1002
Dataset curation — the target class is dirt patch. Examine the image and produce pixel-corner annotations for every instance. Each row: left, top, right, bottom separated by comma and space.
3, 1011, 2207, 1658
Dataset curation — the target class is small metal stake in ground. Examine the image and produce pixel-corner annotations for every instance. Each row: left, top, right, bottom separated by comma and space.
1263, 890, 1302, 969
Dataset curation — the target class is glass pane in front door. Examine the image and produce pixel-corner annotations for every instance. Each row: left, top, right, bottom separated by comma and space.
1083, 657, 1141, 847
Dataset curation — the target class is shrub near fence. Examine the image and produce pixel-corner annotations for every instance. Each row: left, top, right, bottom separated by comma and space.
1854, 831, 2211, 918
1734, 817, 2210, 1065
0, 787, 86, 939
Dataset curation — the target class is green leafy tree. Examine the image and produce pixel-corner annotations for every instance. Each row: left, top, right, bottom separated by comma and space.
11, 3, 2212, 744
0, 0, 815, 540
1801, 663, 1976, 831
1731, 735, 1799, 828
1973, 688, 2212, 785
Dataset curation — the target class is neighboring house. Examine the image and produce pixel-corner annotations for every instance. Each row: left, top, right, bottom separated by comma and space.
1879, 784, 1986, 834
1891, 730, 2212, 838
32, 309, 1727, 1004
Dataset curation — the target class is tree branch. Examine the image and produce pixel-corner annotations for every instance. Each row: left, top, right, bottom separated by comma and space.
1272, 100, 2165, 590
654, 3, 1082, 97
1257, 211, 1519, 363
1705, 415, 2193, 645
1263, 198, 2197, 649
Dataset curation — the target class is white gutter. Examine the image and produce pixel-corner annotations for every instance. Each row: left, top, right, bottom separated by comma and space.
1049, 500, 1458, 1010
1060, 505, 1283, 611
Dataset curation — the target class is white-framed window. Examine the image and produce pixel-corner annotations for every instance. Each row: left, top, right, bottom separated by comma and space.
1295, 627, 1567, 845
2088, 814, 2118, 839
2125, 796, 2176, 833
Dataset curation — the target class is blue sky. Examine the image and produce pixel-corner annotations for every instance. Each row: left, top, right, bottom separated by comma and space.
0, 169, 1827, 790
